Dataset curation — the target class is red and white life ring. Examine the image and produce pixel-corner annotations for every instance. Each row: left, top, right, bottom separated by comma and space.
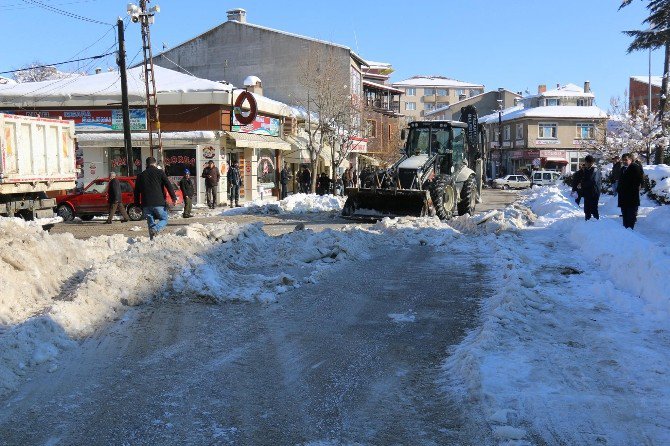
234, 91, 258, 125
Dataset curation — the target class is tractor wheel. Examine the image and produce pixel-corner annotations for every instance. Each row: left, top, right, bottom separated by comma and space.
430, 176, 456, 220
458, 176, 477, 216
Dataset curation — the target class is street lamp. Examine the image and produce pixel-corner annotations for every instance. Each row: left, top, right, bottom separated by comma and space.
497, 98, 503, 178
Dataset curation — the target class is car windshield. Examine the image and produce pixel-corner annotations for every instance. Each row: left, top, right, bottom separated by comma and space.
406, 126, 450, 156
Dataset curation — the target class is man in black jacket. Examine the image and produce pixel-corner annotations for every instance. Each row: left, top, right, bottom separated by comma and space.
617, 152, 644, 229
179, 169, 195, 218
134, 157, 177, 240
227, 161, 242, 207
610, 155, 622, 196
105, 172, 130, 224
578, 155, 601, 220
201, 160, 220, 209
572, 163, 585, 206
280, 164, 291, 200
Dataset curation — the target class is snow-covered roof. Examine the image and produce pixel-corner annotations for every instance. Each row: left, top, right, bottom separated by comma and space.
243, 75, 262, 86
631, 76, 663, 88
392, 76, 484, 89
0, 76, 16, 85
525, 83, 595, 99
0, 65, 292, 117
480, 105, 608, 123
362, 80, 403, 94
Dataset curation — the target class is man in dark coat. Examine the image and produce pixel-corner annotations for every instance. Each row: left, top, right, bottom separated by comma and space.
578, 155, 601, 220
201, 160, 220, 209
300, 167, 311, 193
227, 161, 242, 207
179, 169, 195, 218
280, 164, 291, 200
610, 155, 622, 196
572, 163, 585, 206
316, 172, 331, 196
617, 152, 644, 229
134, 157, 177, 240
105, 172, 130, 224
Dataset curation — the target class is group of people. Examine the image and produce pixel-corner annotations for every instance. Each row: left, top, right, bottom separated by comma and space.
571, 153, 644, 229
200, 160, 242, 209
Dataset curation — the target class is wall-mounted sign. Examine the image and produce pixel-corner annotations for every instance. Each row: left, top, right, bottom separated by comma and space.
535, 139, 561, 145
2, 109, 147, 132
232, 114, 280, 136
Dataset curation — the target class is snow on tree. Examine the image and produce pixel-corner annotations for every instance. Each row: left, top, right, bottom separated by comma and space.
13, 62, 84, 83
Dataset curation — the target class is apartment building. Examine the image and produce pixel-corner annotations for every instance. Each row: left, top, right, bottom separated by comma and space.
481, 82, 607, 178
425, 88, 521, 122
392, 75, 484, 120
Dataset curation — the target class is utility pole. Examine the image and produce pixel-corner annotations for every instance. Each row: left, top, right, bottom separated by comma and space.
128, 1, 162, 166
117, 18, 133, 175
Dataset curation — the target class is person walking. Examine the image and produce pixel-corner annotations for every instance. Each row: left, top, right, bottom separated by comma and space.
201, 160, 220, 209
352, 169, 358, 188
300, 166, 311, 193
179, 169, 195, 218
617, 153, 644, 229
578, 155, 601, 220
105, 172, 130, 224
317, 172, 331, 196
134, 157, 177, 240
610, 155, 622, 196
571, 163, 585, 206
280, 164, 291, 200
227, 161, 242, 207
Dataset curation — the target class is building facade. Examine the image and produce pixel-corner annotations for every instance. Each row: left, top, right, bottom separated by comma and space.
629, 76, 662, 113
481, 82, 608, 178
425, 88, 521, 122
392, 75, 484, 121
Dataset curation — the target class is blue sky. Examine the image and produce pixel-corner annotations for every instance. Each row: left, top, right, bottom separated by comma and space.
0, 0, 661, 109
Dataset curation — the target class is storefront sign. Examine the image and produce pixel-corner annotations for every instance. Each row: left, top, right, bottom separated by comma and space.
541, 150, 567, 161
509, 150, 524, 159
535, 139, 561, 145
3, 109, 147, 131
573, 139, 595, 145
232, 114, 280, 136
524, 150, 541, 158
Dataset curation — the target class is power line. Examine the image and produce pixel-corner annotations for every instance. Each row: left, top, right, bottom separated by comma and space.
0, 52, 116, 75
18, 0, 111, 25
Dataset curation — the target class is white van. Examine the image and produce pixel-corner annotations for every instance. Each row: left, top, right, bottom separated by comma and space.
531, 170, 562, 186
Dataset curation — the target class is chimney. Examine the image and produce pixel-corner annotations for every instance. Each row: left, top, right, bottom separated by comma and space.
584, 80, 591, 93
244, 75, 262, 96
226, 8, 247, 23
95, 68, 102, 74
538, 84, 547, 94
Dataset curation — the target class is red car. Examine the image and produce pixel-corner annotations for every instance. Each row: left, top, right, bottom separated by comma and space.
56, 176, 184, 221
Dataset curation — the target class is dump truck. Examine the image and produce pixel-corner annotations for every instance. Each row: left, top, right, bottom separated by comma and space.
342, 106, 484, 220
0, 113, 77, 222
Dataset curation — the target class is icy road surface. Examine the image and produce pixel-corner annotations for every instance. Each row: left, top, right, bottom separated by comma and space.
0, 244, 491, 445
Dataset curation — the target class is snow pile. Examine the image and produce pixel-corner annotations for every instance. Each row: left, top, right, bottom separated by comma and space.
644, 164, 670, 203
223, 193, 346, 216
444, 186, 670, 445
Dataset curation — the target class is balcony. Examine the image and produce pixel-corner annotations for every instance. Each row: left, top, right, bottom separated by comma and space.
366, 98, 401, 115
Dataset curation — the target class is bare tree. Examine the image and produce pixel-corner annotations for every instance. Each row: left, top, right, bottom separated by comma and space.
297, 44, 358, 192
13, 61, 80, 83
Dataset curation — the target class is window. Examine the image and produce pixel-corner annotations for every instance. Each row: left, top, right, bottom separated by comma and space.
538, 122, 557, 139
577, 123, 595, 139
86, 180, 108, 194
406, 88, 416, 96
424, 88, 435, 96
515, 123, 523, 139
436, 88, 448, 96
503, 125, 511, 141
577, 99, 586, 106
546, 98, 559, 106
108, 147, 142, 176
119, 181, 133, 194
405, 102, 416, 111
425, 103, 436, 111
456, 89, 466, 96
366, 119, 377, 138
543, 173, 552, 180
452, 128, 465, 165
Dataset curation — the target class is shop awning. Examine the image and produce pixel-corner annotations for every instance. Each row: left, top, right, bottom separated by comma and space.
285, 135, 331, 166
76, 131, 220, 147
224, 131, 290, 151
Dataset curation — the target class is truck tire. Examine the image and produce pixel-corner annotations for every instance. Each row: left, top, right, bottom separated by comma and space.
430, 176, 455, 220
458, 176, 477, 216
127, 204, 144, 221
56, 204, 75, 222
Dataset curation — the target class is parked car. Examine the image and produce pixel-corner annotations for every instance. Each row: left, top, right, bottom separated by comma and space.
531, 170, 562, 187
493, 174, 531, 190
55, 176, 183, 221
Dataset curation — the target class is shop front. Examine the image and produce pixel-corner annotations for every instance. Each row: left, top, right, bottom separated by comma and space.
540, 149, 569, 172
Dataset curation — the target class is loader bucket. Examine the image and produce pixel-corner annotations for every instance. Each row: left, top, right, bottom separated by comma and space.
341, 188, 433, 220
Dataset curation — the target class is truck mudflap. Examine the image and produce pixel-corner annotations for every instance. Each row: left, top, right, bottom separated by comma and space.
341, 188, 434, 220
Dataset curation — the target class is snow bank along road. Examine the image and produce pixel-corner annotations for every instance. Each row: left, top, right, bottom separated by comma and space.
2, 187, 669, 444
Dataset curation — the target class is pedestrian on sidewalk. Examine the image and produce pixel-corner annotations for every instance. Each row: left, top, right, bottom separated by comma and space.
280, 164, 291, 200
579, 155, 601, 220
179, 169, 195, 218
617, 153, 644, 229
227, 161, 242, 207
105, 172, 130, 224
571, 163, 585, 206
134, 157, 177, 240
201, 160, 220, 209
300, 166, 311, 193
